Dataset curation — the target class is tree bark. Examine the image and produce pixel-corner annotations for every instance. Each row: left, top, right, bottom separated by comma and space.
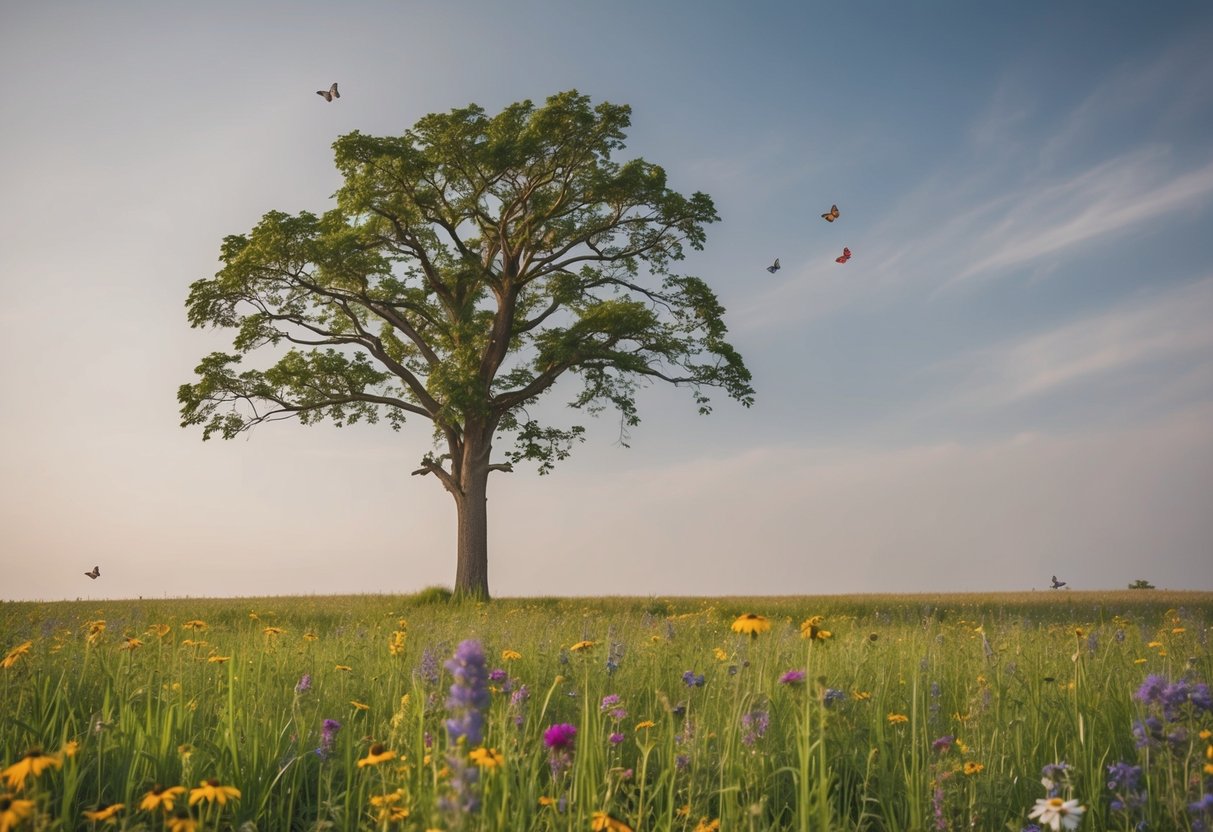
452, 438, 491, 600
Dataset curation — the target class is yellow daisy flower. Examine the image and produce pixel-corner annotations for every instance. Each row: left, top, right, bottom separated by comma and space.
852, 690, 872, 701
121, 637, 144, 650
188, 779, 240, 807
635, 720, 656, 730
140, 784, 186, 812
148, 624, 172, 638
207, 655, 230, 664
351, 700, 370, 711
82, 802, 124, 821
2, 748, 62, 790
887, 713, 909, 725
262, 626, 286, 637
591, 811, 634, 832
693, 819, 721, 832
358, 744, 396, 768
570, 640, 596, 652
335, 664, 353, 672
713, 647, 729, 661
61, 741, 79, 758
2, 641, 33, 669
538, 796, 556, 807
963, 761, 984, 776
731, 614, 770, 637
182, 620, 208, 631
468, 747, 505, 769
800, 617, 832, 641
501, 649, 522, 661
0, 793, 36, 828
166, 808, 198, 832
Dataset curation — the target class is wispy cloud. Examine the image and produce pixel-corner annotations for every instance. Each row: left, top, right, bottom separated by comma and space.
932, 275, 1213, 409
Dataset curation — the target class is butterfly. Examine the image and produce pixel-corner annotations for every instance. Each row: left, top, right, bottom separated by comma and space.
85, 566, 100, 580
1050, 575, 1066, 589
821, 204, 839, 222
316, 82, 340, 102
835, 247, 851, 264
766, 258, 781, 273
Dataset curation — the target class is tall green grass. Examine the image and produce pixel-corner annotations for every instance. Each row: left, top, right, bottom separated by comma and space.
1, 591, 1210, 830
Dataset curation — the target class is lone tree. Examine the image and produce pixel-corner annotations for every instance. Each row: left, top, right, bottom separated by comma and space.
179, 91, 754, 598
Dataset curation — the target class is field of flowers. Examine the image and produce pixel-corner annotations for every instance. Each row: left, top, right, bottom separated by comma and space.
2, 590, 1211, 831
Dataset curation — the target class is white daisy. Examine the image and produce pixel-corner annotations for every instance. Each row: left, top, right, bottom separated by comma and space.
1028, 797, 1085, 830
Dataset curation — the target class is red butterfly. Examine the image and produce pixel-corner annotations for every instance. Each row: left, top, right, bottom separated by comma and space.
835, 247, 851, 264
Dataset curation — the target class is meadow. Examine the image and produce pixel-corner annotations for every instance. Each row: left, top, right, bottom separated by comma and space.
2, 590, 1211, 831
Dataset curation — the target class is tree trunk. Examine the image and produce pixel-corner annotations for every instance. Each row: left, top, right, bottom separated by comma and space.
452, 443, 491, 600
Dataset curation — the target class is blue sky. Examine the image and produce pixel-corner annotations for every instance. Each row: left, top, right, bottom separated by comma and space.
2, 1, 1211, 600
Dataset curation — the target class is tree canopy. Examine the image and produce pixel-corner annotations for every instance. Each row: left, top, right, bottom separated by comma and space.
180, 90, 754, 597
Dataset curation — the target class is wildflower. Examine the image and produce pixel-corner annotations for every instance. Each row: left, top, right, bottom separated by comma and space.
0, 793, 35, 828
182, 620, 207, 631
591, 812, 634, 831
601, 694, 622, 711
963, 761, 984, 775
635, 720, 656, 731
206, 655, 229, 664
358, 743, 397, 767
779, 669, 806, 686
166, 808, 198, 832
335, 664, 352, 672
731, 614, 770, 637
887, 713, 909, 725
1040, 762, 1070, 796
468, 747, 504, 769
444, 640, 490, 746
148, 624, 172, 638
543, 723, 577, 750
295, 674, 312, 694
140, 784, 186, 812
538, 796, 556, 807
351, 700, 370, 711
3, 748, 62, 790
609, 732, 625, 745
303, 630, 318, 641
1105, 761, 1146, 813
713, 647, 728, 661
262, 626, 285, 637
852, 690, 872, 700
316, 719, 341, 760
61, 741, 79, 758
682, 670, 706, 687
188, 779, 240, 806
570, 640, 596, 652
121, 637, 143, 650
823, 688, 846, 706
1027, 797, 1085, 831
501, 649, 521, 661
85, 620, 106, 645
693, 819, 721, 832
82, 802, 124, 821
800, 616, 831, 641
932, 735, 955, 753
388, 630, 407, 656
741, 710, 769, 746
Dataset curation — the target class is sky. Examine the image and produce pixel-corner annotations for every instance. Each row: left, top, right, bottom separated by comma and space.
2, 1, 1212, 601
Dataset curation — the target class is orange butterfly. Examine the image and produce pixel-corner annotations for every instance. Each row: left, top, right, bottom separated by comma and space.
316, 83, 340, 102
85, 566, 100, 580
821, 204, 839, 222
835, 247, 851, 264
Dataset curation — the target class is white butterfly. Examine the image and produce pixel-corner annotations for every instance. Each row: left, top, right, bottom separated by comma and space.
766, 258, 781, 274
316, 83, 340, 102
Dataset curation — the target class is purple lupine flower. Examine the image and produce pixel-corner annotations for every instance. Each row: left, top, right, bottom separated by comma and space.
600, 694, 621, 711
608, 732, 625, 745
931, 735, 955, 753
509, 683, 530, 728
779, 669, 806, 686
1192, 682, 1212, 712
1136, 674, 1167, 704
682, 670, 705, 687
295, 673, 312, 693
416, 646, 440, 685
444, 640, 489, 746
315, 718, 341, 760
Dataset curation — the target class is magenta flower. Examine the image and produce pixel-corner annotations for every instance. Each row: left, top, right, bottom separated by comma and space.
779, 669, 806, 686
543, 723, 577, 750
609, 732, 625, 745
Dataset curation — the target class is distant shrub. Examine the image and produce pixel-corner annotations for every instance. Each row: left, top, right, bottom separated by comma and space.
410, 585, 454, 605
1128, 579, 1156, 590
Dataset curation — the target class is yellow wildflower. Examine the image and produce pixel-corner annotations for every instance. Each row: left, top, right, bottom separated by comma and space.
82, 803, 124, 821
501, 649, 522, 661
188, 779, 240, 806
207, 655, 229, 664
694, 819, 721, 832
887, 713, 909, 725
358, 744, 396, 767
262, 626, 286, 637
122, 637, 143, 650
731, 614, 770, 637
468, 747, 504, 769
963, 761, 984, 776
713, 647, 729, 661
140, 784, 186, 812
0, 793, 35, 828
570, 640, 596, 652
148, 624, 172, 638
335, 664, 353, 672
351, 700, 370, 711
635, 720, 656, 730
2, 748, 62, 790
852, 690, 872, 701
591, 811, 634, 831
2, 642, 33, 669
182, 620, 208, 631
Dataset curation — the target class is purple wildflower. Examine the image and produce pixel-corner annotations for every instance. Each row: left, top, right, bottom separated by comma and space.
779, 669, 806, 686
444, 640, 489, 746
682, 670, 705, 687
600, 694, 621, 711
488, 668, 507, 683
609, 707, 628, 721
1040, 762, 1070, 798
1136, 674, 1168, 704
1106, 761, 1146, 813
416, 646, 440, 685
931, 735, 955, 753
544, 723, 577, 750
740, 709, 769, 747
295, 673, 312, 694
608, 732, 625, 745
675, 754, 690, 771
315, 718, 341, 760
823, 688, 846, 707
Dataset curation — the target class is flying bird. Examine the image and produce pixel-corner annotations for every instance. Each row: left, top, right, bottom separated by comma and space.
1050, 575, 1067, 589
316, 82, 340, 102
835, 247, 852, 264
766, 258, 781, 273
85, 566, 100, 580
821, 204, 840, 222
